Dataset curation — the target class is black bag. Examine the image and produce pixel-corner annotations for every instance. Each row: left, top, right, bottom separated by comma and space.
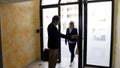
43, 48, 49, 61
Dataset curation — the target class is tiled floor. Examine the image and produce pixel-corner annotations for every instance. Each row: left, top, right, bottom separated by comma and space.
24, 39, 98, 68
24, 57, 98, 68
25, 39, 79, 68
24, 56, 78, 68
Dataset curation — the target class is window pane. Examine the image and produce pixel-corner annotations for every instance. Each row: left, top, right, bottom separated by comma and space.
61, 0, 78, 3
43, 8, 58, 50
86, 1, 112, 67
60, 4, 79, 34
42, 0, 59, 5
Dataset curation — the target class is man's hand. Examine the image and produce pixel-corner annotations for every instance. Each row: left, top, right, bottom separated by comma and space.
71, 35, 78, 39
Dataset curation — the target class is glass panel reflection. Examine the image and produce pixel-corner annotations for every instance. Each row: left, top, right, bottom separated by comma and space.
43, 8, 58, 50
86, 1, 112, 67
42, 0, 58, 5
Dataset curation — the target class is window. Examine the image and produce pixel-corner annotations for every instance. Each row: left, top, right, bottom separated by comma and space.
42, 0, 59, 5
40, 0, 114, 67
61, 0, 78, 3
86, 1, 112, 67
60, 5, 79, 34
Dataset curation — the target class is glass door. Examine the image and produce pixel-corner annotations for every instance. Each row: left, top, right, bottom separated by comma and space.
60, 4, 79, 68
84, 0, 114, 67
42, 8, 58, 50
41, 7, 59, 60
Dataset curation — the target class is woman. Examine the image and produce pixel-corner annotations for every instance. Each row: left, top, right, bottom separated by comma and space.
65, 21, 78, 67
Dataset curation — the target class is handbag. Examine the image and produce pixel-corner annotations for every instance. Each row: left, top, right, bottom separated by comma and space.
76, 48, 78, 55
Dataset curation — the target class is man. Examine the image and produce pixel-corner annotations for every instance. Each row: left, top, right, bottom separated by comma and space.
47, 15, 77, 68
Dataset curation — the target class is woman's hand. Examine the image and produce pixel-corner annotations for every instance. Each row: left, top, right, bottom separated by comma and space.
71, 35, 78, 39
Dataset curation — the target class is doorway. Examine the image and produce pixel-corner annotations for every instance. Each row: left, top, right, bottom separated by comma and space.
40, 0, 114, 68
60, 4, 79, 68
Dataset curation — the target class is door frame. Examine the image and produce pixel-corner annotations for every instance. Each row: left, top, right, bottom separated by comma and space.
40, 0, 114, 68
40, 6, 59, 61
83, 0, 114, 68
0, 18, 3, 68
40, 0, 83, 68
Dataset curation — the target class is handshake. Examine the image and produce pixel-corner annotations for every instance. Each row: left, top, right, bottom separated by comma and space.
71, 35, 78, 39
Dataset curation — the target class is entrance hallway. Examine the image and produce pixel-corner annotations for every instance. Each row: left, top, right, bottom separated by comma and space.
1, 0, 120, 68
